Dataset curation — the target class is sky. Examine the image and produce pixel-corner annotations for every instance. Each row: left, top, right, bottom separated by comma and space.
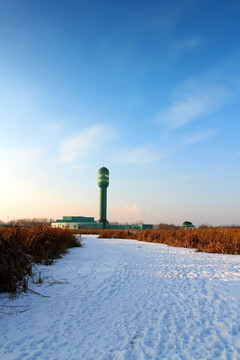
0, 0, 240, 226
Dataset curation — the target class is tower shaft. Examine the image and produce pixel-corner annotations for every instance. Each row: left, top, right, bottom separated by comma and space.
99, 187, 107, 228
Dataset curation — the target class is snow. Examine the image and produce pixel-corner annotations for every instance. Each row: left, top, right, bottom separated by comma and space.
0, 235, 240, 360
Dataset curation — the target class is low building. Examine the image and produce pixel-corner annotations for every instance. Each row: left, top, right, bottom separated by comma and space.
52, 216, 153, 230
51, 216, 103, 230
181, 221, 195, 229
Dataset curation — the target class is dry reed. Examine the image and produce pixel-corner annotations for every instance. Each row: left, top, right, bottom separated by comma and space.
97, 229, 240, 255
0, 226, 81, 293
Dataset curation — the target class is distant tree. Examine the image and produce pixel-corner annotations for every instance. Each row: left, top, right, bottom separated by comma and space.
220, 224, 240, 229
11, 218, 54, 227
198, 224, 213, 229
157, 222, 180, 230
195, 224, 240, 229
123, 220, 144, 225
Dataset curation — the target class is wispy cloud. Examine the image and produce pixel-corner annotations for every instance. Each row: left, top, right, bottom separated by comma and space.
181, 38, 200, 48
0, 146, 44, 187
114, 144, 161, 164
2, 146, 43, 167
168, 37, 201, 61
180, 129, 217, 146
233, 150, 240, 156
157, 87, 228, 130
58, 125, 114, 163
218, 164, 232, 169
163, 192, 178, 197
43, 122, 64, 133
179, 175, 195, 181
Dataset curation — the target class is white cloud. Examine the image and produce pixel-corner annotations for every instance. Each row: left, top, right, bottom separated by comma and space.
0, 146, 44, 195
218, 164, 231, 169
179, 175, 195, 181
58, 125, 113, 163
181, 38, 200, 48
163, 192, 178, 197
169, 37, 201, 60
180, 129, 217, 146
1, 146, 43, 169
44, 122, 64, 133
234, 150, 240, 156
124, 203, 144, 221
157, 87, 228, 130
115, 144, 161, 164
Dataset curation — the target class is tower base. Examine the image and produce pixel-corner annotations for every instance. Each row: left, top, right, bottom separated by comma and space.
98, 219, 109, 229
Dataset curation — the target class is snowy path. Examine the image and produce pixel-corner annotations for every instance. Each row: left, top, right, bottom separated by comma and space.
0, 235, 240, 360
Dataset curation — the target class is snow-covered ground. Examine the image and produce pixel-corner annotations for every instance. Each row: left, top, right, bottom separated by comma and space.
0, 235, 240, 360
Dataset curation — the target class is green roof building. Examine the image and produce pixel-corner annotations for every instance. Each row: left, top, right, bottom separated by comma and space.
181, 221, 195, 229
52, 216, 103, 230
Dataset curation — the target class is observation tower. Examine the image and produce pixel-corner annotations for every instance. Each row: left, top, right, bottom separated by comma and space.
98, 167, 109, 229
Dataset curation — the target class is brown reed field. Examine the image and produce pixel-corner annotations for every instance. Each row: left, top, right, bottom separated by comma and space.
0, 225, 81, 294
94, 228, 240, 255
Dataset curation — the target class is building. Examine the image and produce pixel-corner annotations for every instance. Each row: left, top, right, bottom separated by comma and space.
51, 216, 103, 230
51, 216, 153, 230
181, 221, 195, 229
51, 167, 153, 230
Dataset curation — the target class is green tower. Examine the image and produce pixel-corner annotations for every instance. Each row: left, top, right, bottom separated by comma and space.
98, 167, 109, 229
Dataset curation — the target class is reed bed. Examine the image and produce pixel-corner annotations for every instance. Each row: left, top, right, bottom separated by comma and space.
0, 226, 81, 293
97, 229, 240, 255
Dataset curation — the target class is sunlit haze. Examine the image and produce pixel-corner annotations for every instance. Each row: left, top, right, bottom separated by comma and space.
0, 1, 240, 226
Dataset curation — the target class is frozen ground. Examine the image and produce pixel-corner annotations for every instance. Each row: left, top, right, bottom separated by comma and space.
0, 235, 240, 360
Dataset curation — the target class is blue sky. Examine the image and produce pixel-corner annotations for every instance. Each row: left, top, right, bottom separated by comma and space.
0, 0, 240, 225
